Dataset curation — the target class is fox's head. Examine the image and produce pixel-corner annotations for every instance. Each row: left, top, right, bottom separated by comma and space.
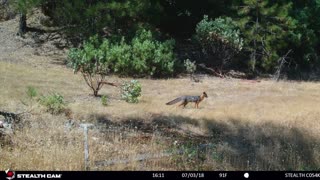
203, 92, 208, 98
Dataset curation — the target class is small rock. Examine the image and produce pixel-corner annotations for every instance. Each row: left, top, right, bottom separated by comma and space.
0, 121, 3, 128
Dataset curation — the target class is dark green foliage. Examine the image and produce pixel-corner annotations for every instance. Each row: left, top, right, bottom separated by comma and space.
11, 0, 42, 15
235, 0, 296, 72
157, 0, 234, 37
196, 15, 243, 70
8, 0, 320, 78
43, 0, 160, 40
122, 29, 175, 77
68, 29, 175, 96
107, 38, 132, 75
285, 0, 320, 76
196, 16, 243, 51
69, 29, 176, 78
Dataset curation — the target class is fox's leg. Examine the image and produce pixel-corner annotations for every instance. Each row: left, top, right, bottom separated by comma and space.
179, 101, 186, 107
179, 101, 187, 108
196, 102, 199, 108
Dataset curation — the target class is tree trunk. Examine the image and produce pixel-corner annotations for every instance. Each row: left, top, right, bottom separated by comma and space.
18, 12, 27, 36
93, 89, 98, 97
251, 5, 259, 72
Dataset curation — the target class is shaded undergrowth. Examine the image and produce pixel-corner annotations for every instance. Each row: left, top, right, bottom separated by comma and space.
92, 113, 320, 170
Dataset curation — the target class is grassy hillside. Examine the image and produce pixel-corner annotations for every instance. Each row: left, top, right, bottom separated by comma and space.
0, 13, 319, 171
1, 59, 320, 170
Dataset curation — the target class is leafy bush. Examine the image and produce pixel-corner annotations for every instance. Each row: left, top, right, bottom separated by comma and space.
130, 29, 175, 77
121, 80, 142, 103
106, 29, 176, 77
68, 29, 175, 96
184, 59, 197, 74
68, 35, 113, 97
68, 35, 111, 74
106, 37, 132, 75
39, 93, 66, 114
196, 16, 243, 51
196, 15, 243, 70
101, 95, 108, 106
26, 86, 38, 99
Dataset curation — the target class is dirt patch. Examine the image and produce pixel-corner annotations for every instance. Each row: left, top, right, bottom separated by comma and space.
0, 13, 69, 69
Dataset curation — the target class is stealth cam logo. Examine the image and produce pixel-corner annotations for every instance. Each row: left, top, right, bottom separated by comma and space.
5, 169, 15, 180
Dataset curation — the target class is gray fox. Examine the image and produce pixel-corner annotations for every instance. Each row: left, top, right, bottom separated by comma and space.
166, 92, 208, 108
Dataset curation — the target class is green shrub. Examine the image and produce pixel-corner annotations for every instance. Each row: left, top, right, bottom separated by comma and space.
39, 93, 66, 114
101, 95, 108, 106
106, 37, 132, 75
105, 29, 175, 77
196, 15, 243, 70
121, 80, 142, 103
184, 59, 197, 74
129, 29, 175, 77
70, 29, 176, 78
68, 35, 112, 97
26, 86, 38, 99
196, 16, 243, 51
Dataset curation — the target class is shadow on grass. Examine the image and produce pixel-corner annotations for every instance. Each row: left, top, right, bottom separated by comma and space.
203, 119, 319, 170
91, 113, 320, 170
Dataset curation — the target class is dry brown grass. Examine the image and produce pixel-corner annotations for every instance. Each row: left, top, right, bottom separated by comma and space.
1, 113, 84, 170
1, 60, 320, 171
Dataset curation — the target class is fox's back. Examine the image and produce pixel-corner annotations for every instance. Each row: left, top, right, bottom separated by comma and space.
182, 96, 201, 102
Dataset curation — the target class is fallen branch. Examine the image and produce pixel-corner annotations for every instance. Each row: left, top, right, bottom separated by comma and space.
198, 64, 224, 78
241, 79, 261, 83
198, 64, 249, 79
273, 49, 292, 81
99, 81, 119, 87
226, 70, 248, 79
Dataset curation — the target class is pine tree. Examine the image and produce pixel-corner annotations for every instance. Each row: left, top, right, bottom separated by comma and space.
236, 0, 296, 72
47, 0, 158, 40
11, 0, 42, 36
288, 0, 320, 72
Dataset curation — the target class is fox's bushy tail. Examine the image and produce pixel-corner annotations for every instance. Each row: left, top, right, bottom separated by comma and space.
166, 97, 182, 105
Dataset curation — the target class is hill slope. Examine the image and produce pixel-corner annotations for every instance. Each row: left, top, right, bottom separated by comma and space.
0, 18, 320, 171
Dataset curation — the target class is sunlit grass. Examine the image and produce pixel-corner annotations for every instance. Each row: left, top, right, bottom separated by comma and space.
0, 61, 320, 170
